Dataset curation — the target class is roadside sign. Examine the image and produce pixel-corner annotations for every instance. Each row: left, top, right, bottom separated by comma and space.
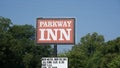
36, 18, 75, 44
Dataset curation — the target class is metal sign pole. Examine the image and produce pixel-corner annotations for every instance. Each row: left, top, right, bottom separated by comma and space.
54, 44, 57, 57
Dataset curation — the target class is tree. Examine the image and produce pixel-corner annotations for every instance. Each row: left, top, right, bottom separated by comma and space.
80, 32, 105, 68
0, 16, 53, 68
100, 37, 120, 68
108, 55, 120, 68
80, 32, 104, 57
59, 32, 105, 68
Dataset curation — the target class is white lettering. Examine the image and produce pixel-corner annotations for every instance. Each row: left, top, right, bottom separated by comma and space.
39, 21, 44, 27
39, 29, 71, 41
39, 29, 46, 40
46, 29, 58, 40
39, 20, 72, 27
67, 21, 72, 27
59, 29, 71, 40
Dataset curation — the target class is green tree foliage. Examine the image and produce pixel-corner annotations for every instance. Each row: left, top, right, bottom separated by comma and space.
80, 32, 104, 57
60, 32, 120, 68
0, 16, 53, 68
108, 55, 120, 68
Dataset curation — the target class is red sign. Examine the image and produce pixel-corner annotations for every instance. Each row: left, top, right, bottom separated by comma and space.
36, 18, 75, 44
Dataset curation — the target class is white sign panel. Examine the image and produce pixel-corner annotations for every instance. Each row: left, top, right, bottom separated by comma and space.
41, 57, 68, 68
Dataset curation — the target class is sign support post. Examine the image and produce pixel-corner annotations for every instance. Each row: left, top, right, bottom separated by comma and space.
54, 44, 57, 57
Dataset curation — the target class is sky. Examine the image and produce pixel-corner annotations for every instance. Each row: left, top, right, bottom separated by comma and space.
0, 0, 120, 53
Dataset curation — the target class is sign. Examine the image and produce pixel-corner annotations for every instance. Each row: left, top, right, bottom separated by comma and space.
41, 57, 68, 68
36, 18, 75, 44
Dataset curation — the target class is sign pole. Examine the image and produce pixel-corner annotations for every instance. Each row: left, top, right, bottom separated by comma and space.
54, 44, 57, 57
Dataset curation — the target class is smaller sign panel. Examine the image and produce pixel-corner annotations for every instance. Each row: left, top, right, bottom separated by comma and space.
41, 57, 68, 68
36, 18, 75, 44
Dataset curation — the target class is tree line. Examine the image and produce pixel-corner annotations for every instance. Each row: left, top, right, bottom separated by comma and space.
60, 32, 120, 68
0, 16, 120, 68
0, 16, 53, 68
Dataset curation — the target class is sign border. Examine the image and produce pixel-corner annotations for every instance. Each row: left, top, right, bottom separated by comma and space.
36, 18, 75, 45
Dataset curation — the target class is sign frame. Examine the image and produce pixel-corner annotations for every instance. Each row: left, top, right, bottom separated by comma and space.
36, 18, 75, 45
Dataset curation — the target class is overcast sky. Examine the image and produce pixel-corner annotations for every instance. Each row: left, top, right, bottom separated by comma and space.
0, 0, 120, 53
